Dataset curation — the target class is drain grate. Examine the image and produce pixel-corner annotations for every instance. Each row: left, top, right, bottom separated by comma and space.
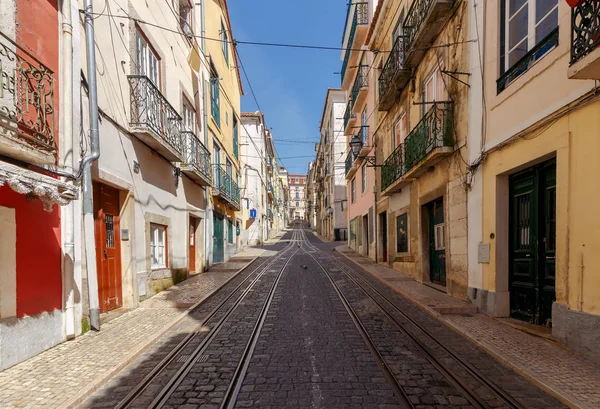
177, 354, 209, 363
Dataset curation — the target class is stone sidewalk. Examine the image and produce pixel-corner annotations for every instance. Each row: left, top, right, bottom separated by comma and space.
336, 245, 600, 409
0, 248, 264, 409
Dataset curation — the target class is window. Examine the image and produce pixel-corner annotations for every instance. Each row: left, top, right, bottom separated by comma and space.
210, 65, 220, 127
351, 178, 356, 203
296, 178, 299, 183
361, 165, 367, 193
228, 219, 233, 243
233, 117, 239, 159
183, 98, 196, 133
295, 192, 299, 199
150, 224, 167, 269
393, 112, 407, 147
501, 0, 558, 73
296, 201, 300, 207
434, 223, 445, 250
396, 214, 408, 253
136, 30, 159, 86
422, 67, 445, 115
221, 21, 229, 65
213, 142, 221, 185
179, 0, 193, 37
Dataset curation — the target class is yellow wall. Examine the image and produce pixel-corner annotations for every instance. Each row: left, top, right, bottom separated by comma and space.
481, 100, 600, 315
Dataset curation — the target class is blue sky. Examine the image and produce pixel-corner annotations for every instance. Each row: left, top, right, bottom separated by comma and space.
229, 0, 347, 175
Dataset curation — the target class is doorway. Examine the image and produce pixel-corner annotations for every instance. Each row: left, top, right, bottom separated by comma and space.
362, 214, 369, 256
93, 183, 123, 313
213, 213, 224, 263
380, 212, 388, 262
189, 216, 197, 273
426, 197, 446, 286
509, 159, 556, 326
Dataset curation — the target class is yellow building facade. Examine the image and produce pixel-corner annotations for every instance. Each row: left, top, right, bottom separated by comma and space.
204, 0, 244, 263
467, 0, 600, 361
369, 0, 470, 299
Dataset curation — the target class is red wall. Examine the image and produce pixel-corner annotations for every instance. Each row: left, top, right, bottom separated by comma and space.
6, 0, 63, 317
0, 185, 62, 317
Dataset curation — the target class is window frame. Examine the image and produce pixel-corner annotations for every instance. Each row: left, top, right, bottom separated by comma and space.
361, 164, 367, 194
135, 28, 161, 88
150, 223, 168, 269
221, 20, 229, 66
233, 116, 239, 159
351, 178, 356, 203
210, 64, 220, 127
396, 213, 409, 254
178, 0, 193, 39
392, 111, 407, 148
182, 96, 196, 133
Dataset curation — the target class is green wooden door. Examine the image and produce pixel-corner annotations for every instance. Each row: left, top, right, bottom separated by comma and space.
427, 198, 446, 286
213, 214, 224, 263
509, 159, 556, 325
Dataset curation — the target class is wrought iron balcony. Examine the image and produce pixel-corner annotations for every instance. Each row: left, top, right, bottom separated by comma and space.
350, 65, 369, 114
354, 125, 370, 158
128, 75, 184, 162
180, 131, 211, 186
378, 36, 410, 111
345, 151, 357, 180
343, 100, 356, 135
381, 103, 453, 195
0, 30, 56, 165
498, 28, 559, 93
340, 2, 369, 89
569, 1, 600, 79
212, 165, 241, 210
403, 0, 454, 68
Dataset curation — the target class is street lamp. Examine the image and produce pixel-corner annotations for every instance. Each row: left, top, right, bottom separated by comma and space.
348, 134, 379, 167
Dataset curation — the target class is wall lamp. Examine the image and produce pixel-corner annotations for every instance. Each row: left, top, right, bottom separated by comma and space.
349, 135, 380, 167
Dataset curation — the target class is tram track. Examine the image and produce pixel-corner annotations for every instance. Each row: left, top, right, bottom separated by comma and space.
116, 229, 302, 409
299, 226, 525, 409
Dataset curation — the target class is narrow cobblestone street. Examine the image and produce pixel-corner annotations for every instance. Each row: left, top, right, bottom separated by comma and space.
70, 227, 567, 409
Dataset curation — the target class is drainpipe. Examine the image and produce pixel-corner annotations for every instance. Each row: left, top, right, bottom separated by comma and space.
82, 0, 101, 331
578, 250, 584, 311
61, 0, 76, 339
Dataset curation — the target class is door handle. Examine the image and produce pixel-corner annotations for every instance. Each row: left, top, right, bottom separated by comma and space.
104, 249, 108, 258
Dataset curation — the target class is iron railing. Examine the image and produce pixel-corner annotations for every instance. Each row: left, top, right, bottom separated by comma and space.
213, 165, 240, 208
570, 1, 600, 65
343, 100, 355, 131
381, 143, 406, 191
404, 0, 435, 50
378, 35, 406, 99
0, 30, 56, 152
404, 103, 453, 170
350, 65, 369, 108
497, 28, 558, 93
181, 131, 211, 183
345, 151, 354, 175
340, 2, 368, 84
380, 103, 453, 190
128, 75, 183, 154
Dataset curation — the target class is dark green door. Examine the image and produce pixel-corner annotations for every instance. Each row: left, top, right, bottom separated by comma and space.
213, 214, 224, 263
381, 212, 388, 262
509, 159, 556, 326
427, 198, 446, 286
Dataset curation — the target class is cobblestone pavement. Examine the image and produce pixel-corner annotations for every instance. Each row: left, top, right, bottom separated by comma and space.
0, 247, 269, 409
333, 240, 600, 409
236, 250, 399, 409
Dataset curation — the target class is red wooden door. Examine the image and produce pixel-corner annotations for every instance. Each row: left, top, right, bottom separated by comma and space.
94, 183, 123, 313
189, 216, 196, 273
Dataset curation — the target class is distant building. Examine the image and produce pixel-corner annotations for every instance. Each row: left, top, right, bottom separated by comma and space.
287, 174, 307, 221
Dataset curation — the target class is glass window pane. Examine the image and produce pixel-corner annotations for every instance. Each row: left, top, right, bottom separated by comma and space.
535, 8, 558, 42
536, 0, 557, 21
509, 6, 528, 50
509, 39, 528, 66
509, 0, 527, 15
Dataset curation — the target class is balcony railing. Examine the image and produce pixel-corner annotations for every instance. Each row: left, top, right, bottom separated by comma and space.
378, 36, 410, 110
340, 2, 368, 84
181, 131, 211, 185
129, 75, 183, 160
381, 144, 405, 191
497, 28, 559, 93
343, 100, 356, 133
350, 65, 369, 109
0, 30, 56, 154
570, 1, 600, 65
357, 125, 368, 147
213, 165, 240, 209
380, 103, 453, 191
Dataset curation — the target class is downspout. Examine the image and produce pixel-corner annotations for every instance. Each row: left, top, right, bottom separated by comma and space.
82, 0, 101, 331
61, 0, 76, 339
